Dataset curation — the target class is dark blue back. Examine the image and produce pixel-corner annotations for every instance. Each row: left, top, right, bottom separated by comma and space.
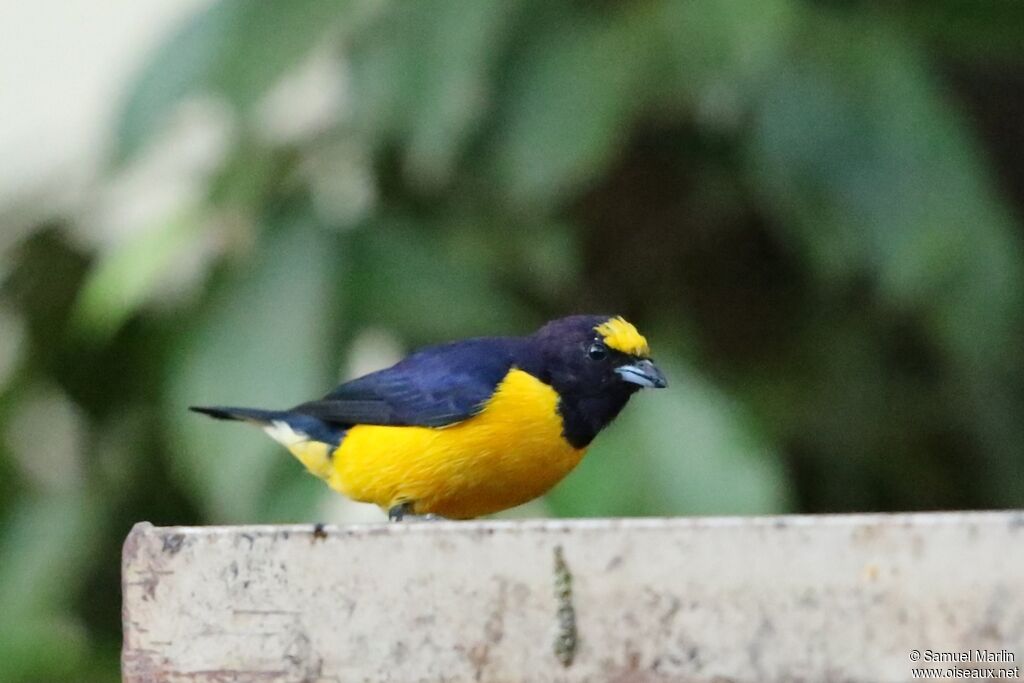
293, 337, 524, 427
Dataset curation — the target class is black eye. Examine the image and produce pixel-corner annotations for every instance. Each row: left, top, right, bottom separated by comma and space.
587, 342, 608, 361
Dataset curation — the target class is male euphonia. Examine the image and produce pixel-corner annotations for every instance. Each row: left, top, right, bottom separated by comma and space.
191, 315, 666, 520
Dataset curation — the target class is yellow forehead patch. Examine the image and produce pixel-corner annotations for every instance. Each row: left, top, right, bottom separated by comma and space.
594, 316, 650, 357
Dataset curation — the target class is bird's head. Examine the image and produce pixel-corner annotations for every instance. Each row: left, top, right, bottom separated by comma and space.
531, 314, 667, 398
525, 314, 666, 447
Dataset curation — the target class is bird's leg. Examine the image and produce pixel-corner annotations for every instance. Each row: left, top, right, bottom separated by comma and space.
388, 501, 415, 522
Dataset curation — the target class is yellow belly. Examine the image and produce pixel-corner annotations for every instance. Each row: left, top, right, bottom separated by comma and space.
300, 368, 584, 519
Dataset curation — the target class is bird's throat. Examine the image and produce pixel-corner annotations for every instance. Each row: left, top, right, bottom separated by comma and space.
556, 387, 635, 449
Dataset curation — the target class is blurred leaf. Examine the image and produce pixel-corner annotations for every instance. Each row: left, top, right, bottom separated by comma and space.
402, 0, 517, 187
208, 138, 284, 206
347, 0, 517, 188
0, 616, 88, 683
348, 215, 533, 341
0, 493, 103, 619
5, 384, 86, 493
548, 357, 791, 517
485, 3, 659, 208
748, 18, 1024, 367
115, 3, 225, 164
446, 217, 582, 305
896, 0, 1024, 62
656, 0, 797, 119
260, 468, 329, 522
71, 209, 205, 341
748, 15, 1024, 503
0, 303, 26, 391
117, 0, 352, 162
166, 214, 336, 521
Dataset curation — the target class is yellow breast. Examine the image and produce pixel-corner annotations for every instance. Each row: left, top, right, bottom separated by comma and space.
320, 368, 585, 519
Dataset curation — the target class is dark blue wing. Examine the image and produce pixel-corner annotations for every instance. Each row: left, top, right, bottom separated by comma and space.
291, 337, 519, 427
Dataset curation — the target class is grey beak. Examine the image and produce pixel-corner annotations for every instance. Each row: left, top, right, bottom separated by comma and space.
615, 359, 668, 389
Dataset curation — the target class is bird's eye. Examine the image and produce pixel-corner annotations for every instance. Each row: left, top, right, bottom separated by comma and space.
587, 342, 608, 361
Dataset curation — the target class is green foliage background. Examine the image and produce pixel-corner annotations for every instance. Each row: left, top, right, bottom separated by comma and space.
2, 1, 1024, 679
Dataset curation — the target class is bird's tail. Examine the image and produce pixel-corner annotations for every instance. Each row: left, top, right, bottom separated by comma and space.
189, 405, 344, 480
188, 406, 284, 423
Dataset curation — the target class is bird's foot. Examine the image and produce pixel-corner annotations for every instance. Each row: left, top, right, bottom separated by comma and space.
388, 501, 414, 522
387, 502, 447, 522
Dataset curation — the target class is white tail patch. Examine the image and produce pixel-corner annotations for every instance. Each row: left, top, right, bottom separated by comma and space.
264, 420, 334, 480
263, 420, 308, 447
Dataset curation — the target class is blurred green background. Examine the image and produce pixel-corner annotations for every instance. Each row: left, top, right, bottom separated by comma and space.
2, 0, 1024, 680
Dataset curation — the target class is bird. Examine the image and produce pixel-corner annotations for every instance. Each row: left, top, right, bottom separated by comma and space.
190, 314, 667, 521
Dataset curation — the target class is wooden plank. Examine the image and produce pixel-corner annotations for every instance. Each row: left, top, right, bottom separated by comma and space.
122, 512, 1024, 682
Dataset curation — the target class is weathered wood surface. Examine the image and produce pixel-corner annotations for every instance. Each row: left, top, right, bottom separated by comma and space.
122, 512, 1024, 682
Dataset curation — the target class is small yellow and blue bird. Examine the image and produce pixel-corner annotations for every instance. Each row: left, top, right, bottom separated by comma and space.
191, 315, 666, 520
